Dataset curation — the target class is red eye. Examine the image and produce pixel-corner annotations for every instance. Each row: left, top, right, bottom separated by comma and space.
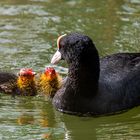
57, 34, 67, 49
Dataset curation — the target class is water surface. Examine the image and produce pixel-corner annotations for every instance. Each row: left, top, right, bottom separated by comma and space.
0, 0, 140, 139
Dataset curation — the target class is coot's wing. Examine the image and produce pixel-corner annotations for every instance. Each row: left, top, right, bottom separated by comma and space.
99, 53, 140, 83
97, 53, 140, 112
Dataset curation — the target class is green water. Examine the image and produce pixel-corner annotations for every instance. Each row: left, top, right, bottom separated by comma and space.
0, 0, 140, 139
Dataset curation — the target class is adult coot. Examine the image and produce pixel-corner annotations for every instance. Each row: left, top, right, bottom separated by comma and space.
51, 33, 140, 116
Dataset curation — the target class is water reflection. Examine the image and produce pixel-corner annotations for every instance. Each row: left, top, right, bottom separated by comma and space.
17, 113, 34, 125
14, 97, 69, 139
59, 107, 140, 140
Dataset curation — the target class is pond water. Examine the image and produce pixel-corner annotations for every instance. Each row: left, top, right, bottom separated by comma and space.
0, 0, 140, 139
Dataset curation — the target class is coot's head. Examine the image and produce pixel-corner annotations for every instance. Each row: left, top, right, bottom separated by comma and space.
17, 68, 36, 96
19, 68, 36, 77
51, 33, 99, 65
44, 67, 57, 81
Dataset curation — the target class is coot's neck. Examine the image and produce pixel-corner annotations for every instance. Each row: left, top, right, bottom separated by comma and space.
67, 50, 100, 98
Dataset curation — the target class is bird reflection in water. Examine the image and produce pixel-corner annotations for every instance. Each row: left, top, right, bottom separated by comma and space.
17, 113, 34, 125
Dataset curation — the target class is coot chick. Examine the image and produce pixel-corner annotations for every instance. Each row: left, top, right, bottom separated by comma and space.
51, 33, 140, 116
37, 67, 62, 98
0, 68, 36, 96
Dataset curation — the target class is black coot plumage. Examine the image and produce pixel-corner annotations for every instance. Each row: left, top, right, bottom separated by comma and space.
51, 33, 140, 116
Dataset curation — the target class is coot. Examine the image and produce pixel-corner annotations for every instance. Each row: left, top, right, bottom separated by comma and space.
0, 68, 36, 96
37, 67, 62, 98
51, 33, 140, 116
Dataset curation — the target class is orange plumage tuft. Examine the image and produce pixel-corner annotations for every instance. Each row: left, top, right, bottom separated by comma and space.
37, 67, 62, 98
17, 68, 36, 96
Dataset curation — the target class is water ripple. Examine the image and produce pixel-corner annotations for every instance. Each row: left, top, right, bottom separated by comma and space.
0, 5, 49, 16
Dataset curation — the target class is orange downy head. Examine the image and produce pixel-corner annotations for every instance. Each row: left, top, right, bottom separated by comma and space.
17, 68, 36, 90
44, 67, 57, 81
39, 67, 62, 97
19, 68, 36, 77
